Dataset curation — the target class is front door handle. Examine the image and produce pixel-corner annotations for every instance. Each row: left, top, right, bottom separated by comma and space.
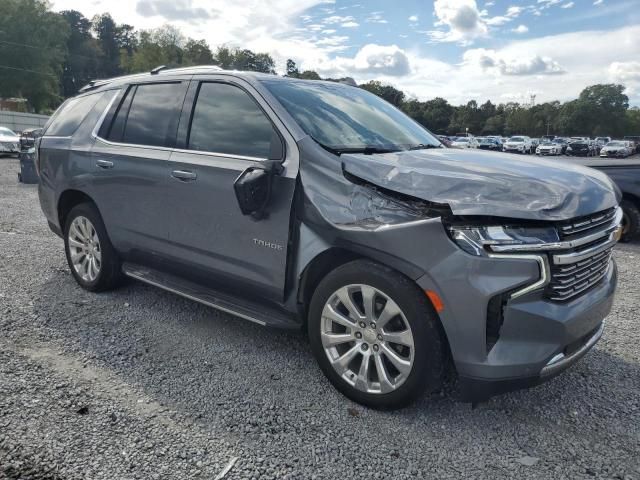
171, 170, 197, 181
96, 160, 114, 169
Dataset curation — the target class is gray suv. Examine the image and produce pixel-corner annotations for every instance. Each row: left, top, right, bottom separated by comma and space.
37, 66, 622, 409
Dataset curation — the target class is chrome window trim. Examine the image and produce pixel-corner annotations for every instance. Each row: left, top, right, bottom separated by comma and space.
91, 89, 121, 139
90, 84, 273, 163
487, 253, 550, 299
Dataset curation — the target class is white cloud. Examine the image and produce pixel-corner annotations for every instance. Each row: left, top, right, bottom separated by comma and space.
428, 0, 488, 44
323, 15, 355, 24
408, 15, 418, 22
512, 24, 529, 34
365, 11, 388, 24
561, 2, 574, 7
313, 44, 411, 77
594, 0, 604, 4
341, 21, 359, 27
463, 48, 564, 75
609, 61, 640, 83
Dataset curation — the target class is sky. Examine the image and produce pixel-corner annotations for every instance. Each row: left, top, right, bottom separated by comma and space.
50, 0, 640, 106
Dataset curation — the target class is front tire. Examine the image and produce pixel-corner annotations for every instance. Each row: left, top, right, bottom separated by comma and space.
308, 260, 444, 409
620, 200, 640, 243
64, 203, 122, 292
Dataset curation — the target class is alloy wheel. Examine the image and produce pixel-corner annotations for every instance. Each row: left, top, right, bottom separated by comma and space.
320, 284, 415, 394
68, 216, 102, 282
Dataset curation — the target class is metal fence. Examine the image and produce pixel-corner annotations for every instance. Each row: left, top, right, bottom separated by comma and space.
0, 111, 49, 133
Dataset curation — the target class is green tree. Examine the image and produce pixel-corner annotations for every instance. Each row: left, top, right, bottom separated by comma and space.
576, 84, 629, 136
60, 10, 101, 97
0, 0, 69, 112
286, 59, 299, 77
359, 80, 404, 107
299, 70, 321, 80
183, 39, 214, 66
92, 13, 120, 77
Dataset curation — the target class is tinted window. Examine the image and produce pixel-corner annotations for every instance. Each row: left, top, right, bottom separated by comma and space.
188, 82, 276, 158
262, 80, 440, 151
117, 83, 184, 147
45, 92, 104, 137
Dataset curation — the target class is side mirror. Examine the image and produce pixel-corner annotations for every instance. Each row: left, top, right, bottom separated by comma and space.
234, 162, 281, 219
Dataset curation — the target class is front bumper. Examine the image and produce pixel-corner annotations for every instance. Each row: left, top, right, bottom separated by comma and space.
416, 246, 617, 402
0, 142, 19, 153
504, 146, 526, 152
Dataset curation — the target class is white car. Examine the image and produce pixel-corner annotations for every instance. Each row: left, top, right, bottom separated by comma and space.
0, 127, 20, 154
451, 137, 479, 149
503, 136, 533, 154
599, 140, 631, 158
536, 141, 561, 156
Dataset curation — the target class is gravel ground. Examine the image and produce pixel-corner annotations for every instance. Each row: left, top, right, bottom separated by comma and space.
1, 154, 639, 479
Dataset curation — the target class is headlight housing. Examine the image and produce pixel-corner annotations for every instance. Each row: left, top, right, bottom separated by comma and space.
447, 225, 560, 256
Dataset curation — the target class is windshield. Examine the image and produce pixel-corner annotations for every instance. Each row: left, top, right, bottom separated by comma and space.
0, 127, 17, 136
262, 80, 441, 152
455, 138, 469, 142
607, 141, 624, 147
509, 136, 525, 142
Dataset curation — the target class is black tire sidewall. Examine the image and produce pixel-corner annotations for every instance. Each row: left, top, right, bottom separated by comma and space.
63, 203, 120, 291
620, 200, 640, 243
308, 260, 444, 410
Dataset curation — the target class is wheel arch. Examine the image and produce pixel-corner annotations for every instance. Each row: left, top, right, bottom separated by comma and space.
57, 189, 97, 230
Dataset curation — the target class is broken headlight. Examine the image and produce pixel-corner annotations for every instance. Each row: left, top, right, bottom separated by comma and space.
447, 225, 560, 256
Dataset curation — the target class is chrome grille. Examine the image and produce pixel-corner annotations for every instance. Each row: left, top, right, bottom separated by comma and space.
546, 248, 613, 301
558, 208, 617, 238
545, 208, 619, 302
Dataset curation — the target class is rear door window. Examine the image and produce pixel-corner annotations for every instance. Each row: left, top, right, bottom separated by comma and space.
44, 92, 104, 137
187, 82, 277, 159
106, 82, 186, 148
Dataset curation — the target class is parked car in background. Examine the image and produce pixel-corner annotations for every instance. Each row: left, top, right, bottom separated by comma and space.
623, 136, 640, 154
542, 135, 556, 141
503, 136, 533, 154
567, 138, 597, 157
451, 136, 479, 149
552, 137, 569, 155
565, 156, 640, 241
536, 140, 562, 156
437, 135, 452, 147
478, 137, 502, 151
19, 128, 43, 151
0, 126, 20, 155
36, 65, 622, 408
600, 140, 632, 158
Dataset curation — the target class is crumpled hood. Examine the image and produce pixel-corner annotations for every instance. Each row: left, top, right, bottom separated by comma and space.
341, 148, 619, 221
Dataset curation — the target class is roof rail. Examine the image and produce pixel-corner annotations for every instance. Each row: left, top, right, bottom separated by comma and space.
150, 65, 168, 75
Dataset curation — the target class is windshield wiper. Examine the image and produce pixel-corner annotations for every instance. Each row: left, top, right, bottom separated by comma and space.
318, 143, 401, 156
407, 143, 442, 151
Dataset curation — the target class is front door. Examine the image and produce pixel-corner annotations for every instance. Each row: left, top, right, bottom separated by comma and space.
166, 79, 298, 302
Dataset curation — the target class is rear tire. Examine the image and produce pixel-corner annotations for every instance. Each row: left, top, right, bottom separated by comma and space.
620, 200, 640, 243
308, 260, 444, 409
63, 202, 122, 291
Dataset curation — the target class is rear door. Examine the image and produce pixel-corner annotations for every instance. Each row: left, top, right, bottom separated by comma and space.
90, 80, 189, 255
165, 78, 298, 302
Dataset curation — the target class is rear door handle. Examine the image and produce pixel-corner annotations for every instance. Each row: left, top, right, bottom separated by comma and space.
171, 170, 197, 181
96, 160, 114, 169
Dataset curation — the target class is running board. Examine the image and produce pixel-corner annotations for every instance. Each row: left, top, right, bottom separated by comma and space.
122, 262, 300, 330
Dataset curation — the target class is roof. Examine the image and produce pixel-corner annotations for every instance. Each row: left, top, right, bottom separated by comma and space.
78, 65, 282, 94
78, 65, 353, 95
563, 157, 640, 168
